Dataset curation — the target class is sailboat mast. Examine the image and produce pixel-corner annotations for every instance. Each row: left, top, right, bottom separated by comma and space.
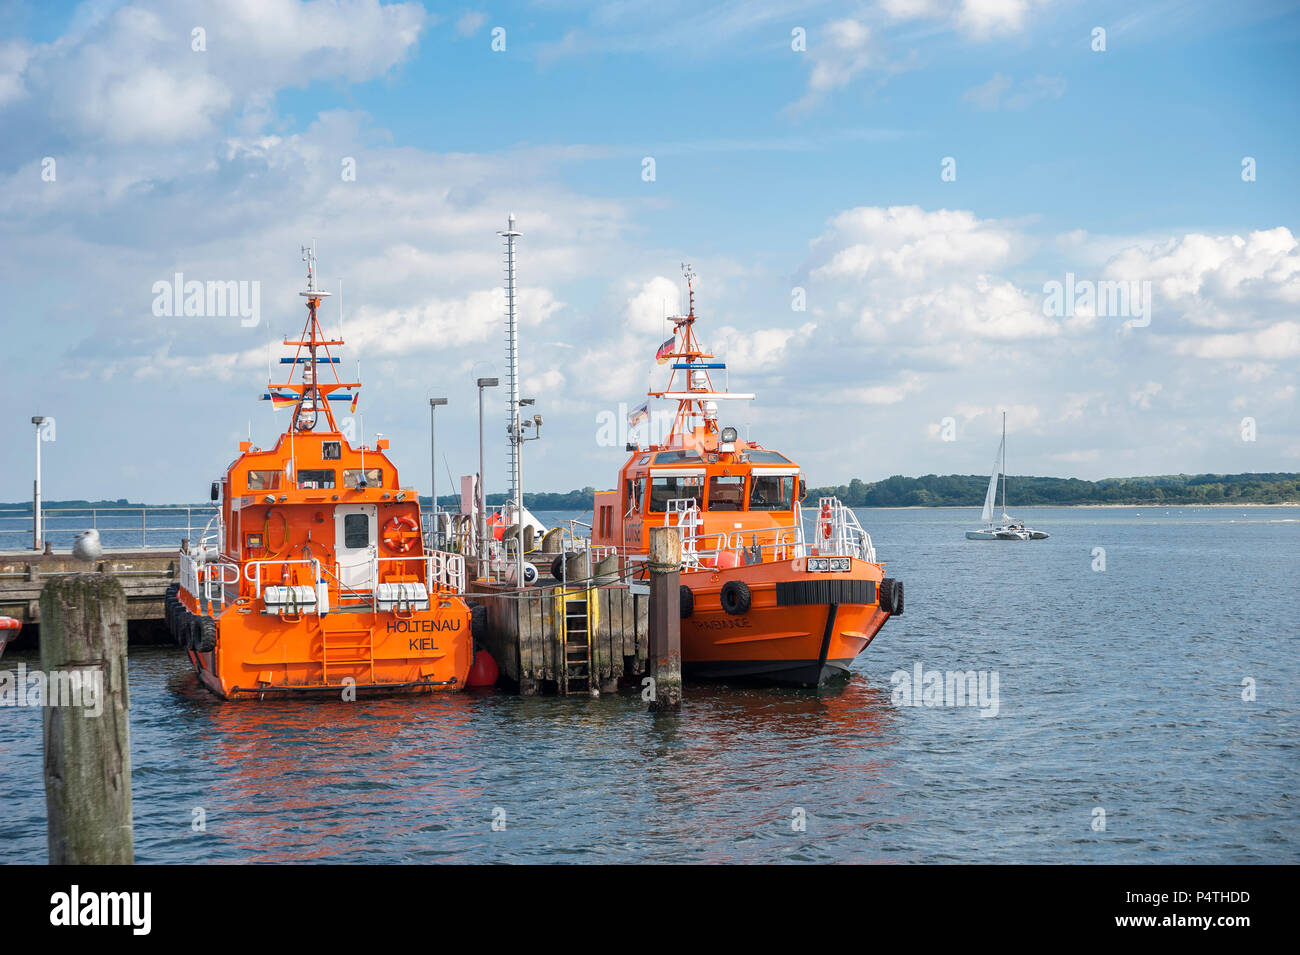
1000, 411, 1007, 515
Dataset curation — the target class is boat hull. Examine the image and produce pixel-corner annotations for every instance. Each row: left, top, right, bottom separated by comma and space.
679, 557, 891, 688
178, 593, 472, 701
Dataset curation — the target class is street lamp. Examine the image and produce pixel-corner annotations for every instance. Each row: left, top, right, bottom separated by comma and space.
31, 416, 45, 551
429, 397, 447, 548
476, 377, 499, 578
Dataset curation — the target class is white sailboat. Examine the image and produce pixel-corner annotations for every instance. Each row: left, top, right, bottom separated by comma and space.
966, 412, 1048, 541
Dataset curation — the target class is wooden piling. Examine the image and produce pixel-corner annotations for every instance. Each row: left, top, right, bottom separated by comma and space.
647, 527, 682, 712
39, 573, 133, 864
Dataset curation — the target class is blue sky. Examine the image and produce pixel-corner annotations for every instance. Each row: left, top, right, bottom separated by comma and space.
1, 0, 1298, 504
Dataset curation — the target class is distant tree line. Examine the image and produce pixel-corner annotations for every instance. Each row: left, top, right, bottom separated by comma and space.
11, 474, 1298, 512
802, 472, 1300, 507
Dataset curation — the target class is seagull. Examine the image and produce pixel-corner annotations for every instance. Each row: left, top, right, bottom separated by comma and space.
72, 528, 103, 561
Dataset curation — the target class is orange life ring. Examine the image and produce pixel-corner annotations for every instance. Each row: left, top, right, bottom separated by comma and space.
819, 501, 833, 539
382, 515, 420, 554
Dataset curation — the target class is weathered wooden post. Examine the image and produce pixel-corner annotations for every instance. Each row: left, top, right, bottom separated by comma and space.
647, 526, 682, 712
39, 573, 133, 864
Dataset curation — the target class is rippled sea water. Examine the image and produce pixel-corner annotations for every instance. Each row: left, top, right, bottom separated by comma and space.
2, 507, 1296, 863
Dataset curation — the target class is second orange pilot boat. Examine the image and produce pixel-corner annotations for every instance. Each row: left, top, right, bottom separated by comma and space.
591, 270, 903, 685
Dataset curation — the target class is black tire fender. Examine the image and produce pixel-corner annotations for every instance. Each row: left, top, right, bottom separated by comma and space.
470, 602, 487, 640
719, 580, 751, 616
878, 578, 896, 614
195, 615, 217, 653
893, 580, 904, 616
680, 585, 694, 618
550, 554, 565, 581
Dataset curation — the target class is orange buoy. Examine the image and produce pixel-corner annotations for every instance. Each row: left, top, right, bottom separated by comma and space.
466, 648, 499, 688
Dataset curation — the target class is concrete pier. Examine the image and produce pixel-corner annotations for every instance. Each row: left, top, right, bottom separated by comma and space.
0, 550, 177, 648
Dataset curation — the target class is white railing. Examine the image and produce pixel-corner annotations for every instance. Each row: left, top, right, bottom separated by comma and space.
243, 558, 324, 600
805, 497, 876, 562
1, 505, 214, 551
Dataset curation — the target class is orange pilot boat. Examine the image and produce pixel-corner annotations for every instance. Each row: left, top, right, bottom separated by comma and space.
591, 270, 903, 686
166, 248, 473, 700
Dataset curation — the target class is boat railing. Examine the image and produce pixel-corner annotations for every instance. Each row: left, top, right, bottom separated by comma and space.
372, 552, 466, 596
242, 558, 324, 601
804, 497, 876, 562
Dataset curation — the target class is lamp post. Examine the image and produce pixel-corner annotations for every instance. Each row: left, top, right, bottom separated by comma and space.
429, 397, 447, 548
476, 377, 499, 579
32, 416, 45, 551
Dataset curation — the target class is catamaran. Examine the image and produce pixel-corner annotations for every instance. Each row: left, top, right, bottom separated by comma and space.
966, 412, 1048, 541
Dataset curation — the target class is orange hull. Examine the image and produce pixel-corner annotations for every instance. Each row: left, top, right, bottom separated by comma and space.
178, 592, 471, 701
172, 251, 475, 701
677, 558, 889, 686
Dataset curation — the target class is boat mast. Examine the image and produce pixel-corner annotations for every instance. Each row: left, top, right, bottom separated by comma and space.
1000, 410, 1007, 518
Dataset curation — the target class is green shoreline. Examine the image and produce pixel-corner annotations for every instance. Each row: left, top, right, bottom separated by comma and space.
8, 472, 1299, 511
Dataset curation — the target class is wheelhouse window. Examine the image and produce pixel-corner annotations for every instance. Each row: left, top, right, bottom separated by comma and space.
649, 475, 703, 512
708, 475, 745, 511
322, 441, 342, 460
246, 470, 281, 491
297, 469, 336, 489
654, 450, 704, 465
743, 450, 791, 464
342, 513, 370, 549
343, 468, 384, 489
749, 474, 793, 510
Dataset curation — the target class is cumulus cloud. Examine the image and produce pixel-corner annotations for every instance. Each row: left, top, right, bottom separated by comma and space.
809, 205, 1023, 282
791, 19, 876, 112
11, 0, 427, 145
1104, 227, 1300, 358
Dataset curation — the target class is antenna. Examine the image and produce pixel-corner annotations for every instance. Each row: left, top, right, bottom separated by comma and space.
301, 241, 317, 292
499, 213, 523, 501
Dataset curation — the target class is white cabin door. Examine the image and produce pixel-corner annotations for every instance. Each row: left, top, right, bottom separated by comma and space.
335, 504, 377, 591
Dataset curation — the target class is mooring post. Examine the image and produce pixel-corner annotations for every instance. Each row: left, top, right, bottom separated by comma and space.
39, 573, 133, 864
647, 526, 682, 712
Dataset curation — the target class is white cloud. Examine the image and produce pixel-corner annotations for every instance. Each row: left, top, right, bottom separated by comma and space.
0, 41, 30, 107
14, 0, 427, 145
349, 287, 563, 355
456, 12, 489, 37
790, 18, 875, 113
879, 0, 1050, 39
809, 205, 1023, 283
963, 72, 1065, 110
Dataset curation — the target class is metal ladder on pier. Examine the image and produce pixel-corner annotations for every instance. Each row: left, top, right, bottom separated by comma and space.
560, 589, 594, 695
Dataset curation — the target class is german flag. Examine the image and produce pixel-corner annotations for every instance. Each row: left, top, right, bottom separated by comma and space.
655, 335, 676, 364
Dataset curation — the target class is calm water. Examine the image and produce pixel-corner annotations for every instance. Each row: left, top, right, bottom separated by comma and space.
2, 507, 1296, 863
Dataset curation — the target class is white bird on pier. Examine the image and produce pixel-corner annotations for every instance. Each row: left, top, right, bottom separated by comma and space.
72, 529, 103, 561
